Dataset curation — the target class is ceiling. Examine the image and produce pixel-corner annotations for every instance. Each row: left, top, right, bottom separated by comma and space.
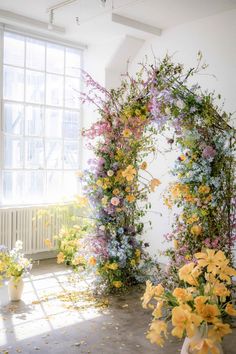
0, 0, 235, 45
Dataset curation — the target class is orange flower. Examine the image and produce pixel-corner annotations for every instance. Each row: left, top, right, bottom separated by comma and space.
171, 304, 201, 338
152, 301, 164, 319
140, 161, 147, 170
57, 252, 65, 264
178, 263, 201, 286
190, 338, 220, 354
150, 178, 161, 192
113, 280, 122, 288
173, 288, 193, 303
113, 188, 120, 196
88, 256, 97, 266
126, 194, 136, 203
197, 303, 220, 323
146, 320, 167, 347
195, 249, 226, 273
198, 185, 211, 194
208, 321, 232, 341
225, 303, 236, 316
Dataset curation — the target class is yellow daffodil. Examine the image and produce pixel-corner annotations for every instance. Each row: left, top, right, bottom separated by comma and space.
122, 165, 136, 181
150, 178, 161, 192
146, 320, 167, 347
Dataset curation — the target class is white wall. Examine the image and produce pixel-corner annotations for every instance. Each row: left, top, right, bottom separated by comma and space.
83, 9, 236, 263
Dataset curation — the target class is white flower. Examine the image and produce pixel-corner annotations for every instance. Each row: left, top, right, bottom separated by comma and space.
176, 99, 185, 109
99, 225, 106, 231
107, 170, 114, 177
15, 240, 23, 250
165, 106, 171, 115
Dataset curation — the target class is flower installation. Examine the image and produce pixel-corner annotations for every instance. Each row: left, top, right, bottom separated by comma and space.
0, 240, 32, 284
142, 248, 236, 353
80, 53, 235, 291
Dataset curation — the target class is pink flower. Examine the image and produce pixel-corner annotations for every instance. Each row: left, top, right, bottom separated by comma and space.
110, 197, 120, 206
202, 146, 216, 159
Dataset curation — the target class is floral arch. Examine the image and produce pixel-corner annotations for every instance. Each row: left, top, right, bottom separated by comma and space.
81, 55, 236, 291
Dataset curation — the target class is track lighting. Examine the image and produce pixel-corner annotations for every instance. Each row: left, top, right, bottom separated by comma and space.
48, 9, 54, 30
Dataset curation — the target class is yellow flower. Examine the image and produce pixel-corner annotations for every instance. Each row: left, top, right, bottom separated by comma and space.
152, 301, 164, 319
88, 256, 97, 266
96, 179, 103, 187
140, 161, 147, 170
195, 249, 227, 273
173, 288, 193, 303
57, 252, 65, 264
76, 195, 88, 207
44, 239, 52, 248
107, 262, 118, 270
218, 263, 236, 284
190, 338, 220, 354
178, 263, 201, 286
171, 304, 201, 339
190, 224, 202, 236
208, 321, 232, 342
146, 320, 167, 347
197, 303, 220, 323
154, 284, 165, 297
179, 154, 186, 161
173, 240, 178, 249
113, 281, 122, 288
130, 259, 136, 267
187, 214, 199, 224
126, 194, 136, 203
73, 256, 86, 266
150, 178, 161, 192
213, 282, 230, 300
122, 128, 132, 138
113, 188, 120, 196
225, 303, 236, 316
122, 165, 136, 181
142, 280, 156, 308
135, 249, 141, 258
101, 196, 108, 205
198, 185, 210, 194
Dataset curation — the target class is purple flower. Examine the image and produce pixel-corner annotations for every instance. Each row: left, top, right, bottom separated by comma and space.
202, 146, 217, 160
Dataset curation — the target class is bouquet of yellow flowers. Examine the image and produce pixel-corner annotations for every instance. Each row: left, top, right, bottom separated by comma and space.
142, 249, 236, 354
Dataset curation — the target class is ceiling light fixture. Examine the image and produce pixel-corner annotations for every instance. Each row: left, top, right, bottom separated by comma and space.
48, 9, 54, 30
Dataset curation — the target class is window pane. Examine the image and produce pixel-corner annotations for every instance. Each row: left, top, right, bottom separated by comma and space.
65, 77, 80, 108
45, 140, 62, 169
3, 171, 24, 205
46, 74, 63, 106
65, 48, 81, 77
24, 171, 44, 203
26, 38, 45, 70
4, 32, 25, 67
63, 172, 77, 199
25, 138, 44, 169
4, 103, 24, 135
3, 65, 24, 101
63, 110, 79, 139
25, 105, 43, 136
26, 70, 45, 104
47, 43, 64, 74
64, 141, 78, 169
45, 108, 62, 138
46, 172, 63, 201
4, 136, 23, 168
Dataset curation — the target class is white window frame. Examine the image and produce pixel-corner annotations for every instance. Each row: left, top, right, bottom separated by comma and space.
0, 24, 84, 207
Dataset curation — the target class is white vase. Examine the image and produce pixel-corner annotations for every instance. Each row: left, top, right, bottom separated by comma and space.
181, 330, 224, 354
8, 277, 24, 301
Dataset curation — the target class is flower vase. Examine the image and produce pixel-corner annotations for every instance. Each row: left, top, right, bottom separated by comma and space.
181, 330, 224, 354
8, 277, 24, 301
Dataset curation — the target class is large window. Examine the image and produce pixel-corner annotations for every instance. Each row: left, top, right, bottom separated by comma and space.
1, 31, 83, 205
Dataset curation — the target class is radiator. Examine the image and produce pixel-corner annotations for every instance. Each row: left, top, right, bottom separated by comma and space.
0, 205, 68, 255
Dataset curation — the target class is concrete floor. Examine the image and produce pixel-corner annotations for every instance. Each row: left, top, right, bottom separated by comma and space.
0, 260, 235, 354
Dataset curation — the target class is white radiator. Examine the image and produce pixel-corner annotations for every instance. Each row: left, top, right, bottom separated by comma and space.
0, 205, 68, 255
